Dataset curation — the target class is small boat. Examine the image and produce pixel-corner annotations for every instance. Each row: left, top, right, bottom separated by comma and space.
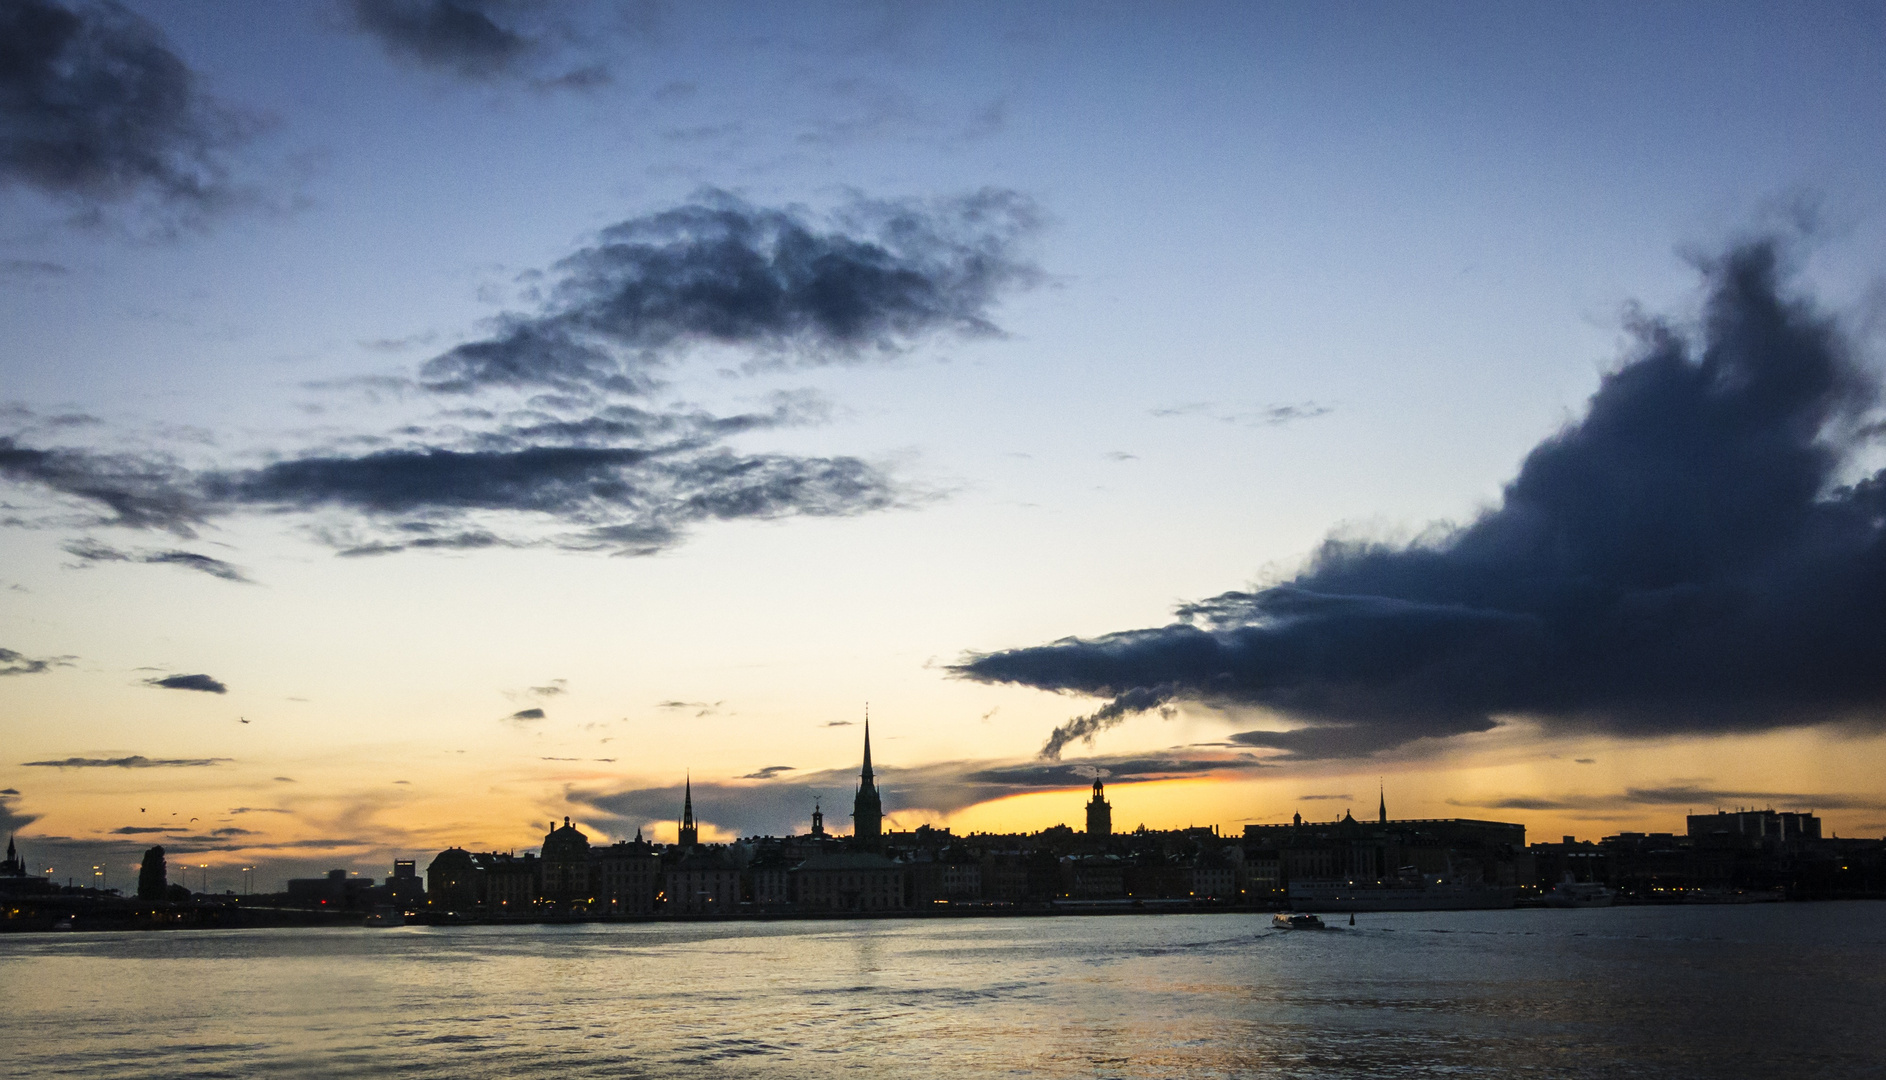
363, 909, 405, 927
1272, 912, 1326, 930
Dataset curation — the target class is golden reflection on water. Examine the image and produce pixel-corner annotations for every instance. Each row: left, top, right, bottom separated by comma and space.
3, 906, 1884, 1078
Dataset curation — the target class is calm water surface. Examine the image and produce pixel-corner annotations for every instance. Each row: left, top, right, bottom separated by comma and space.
3, 904, 1883, 1078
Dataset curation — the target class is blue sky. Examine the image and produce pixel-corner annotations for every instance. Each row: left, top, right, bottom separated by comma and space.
3, 1, 1885, 888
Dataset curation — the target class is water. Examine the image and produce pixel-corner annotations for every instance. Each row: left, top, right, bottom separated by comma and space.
3, 904, 1883, 1078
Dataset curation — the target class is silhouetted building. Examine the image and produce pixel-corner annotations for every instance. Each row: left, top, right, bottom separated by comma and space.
1086, 778, 1112, 837
0, 834, 51, 895
288, 868, 376, 908
811, 800, 826, 837
426, 847, 478, 911
794, 850, 903, 911
1688, 809, 1821, 849
477, 852, 539, 911
595, 832, 658, 914
387, 859, 424, 910
852, 719, 882, 851
541, 817, 591, 906
1244, 809, 1527, 890
664, 846, 741, 914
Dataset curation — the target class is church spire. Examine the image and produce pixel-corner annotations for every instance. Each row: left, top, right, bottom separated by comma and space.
852, 706, 883, 850
1378, 782, 1387, 825
678, 772, 698, 848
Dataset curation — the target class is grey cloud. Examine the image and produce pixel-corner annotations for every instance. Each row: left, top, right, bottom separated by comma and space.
108, 825, 169, 834
0, 0, 255, 221
1296, 793, 1353, 801
0, 789, 38, 833
960, 241, 1886, 761
205, 442, 902, 557
22, 755, 230, 768
347, 0, 533, 80
0, 647, 66, 676
506, 707, 545, 721
738, 766, 794, 780
145, 672, 226, 694
0, 437, 202, 533
62, 537, 251, 581
420, 188, 1040, 395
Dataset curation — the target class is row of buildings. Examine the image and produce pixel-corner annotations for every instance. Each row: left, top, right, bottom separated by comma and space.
416, 727, 1549, 915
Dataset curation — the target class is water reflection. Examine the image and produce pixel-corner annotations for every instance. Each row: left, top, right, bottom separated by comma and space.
2, 905, 1883, 1078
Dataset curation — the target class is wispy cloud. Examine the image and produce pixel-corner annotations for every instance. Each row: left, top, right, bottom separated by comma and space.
63, 538, 251, 582
0, 647, 68, 677
23, 755, 231, 768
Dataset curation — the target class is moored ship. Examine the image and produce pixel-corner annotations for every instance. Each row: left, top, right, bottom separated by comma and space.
1288, 869, 1516, 912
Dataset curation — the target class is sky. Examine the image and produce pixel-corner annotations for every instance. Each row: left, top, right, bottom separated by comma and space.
3, 0, 1886, 892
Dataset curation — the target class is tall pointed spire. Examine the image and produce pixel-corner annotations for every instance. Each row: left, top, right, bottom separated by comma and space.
678, 772, 698, 848
1378, 782, 1387, 825
852, 705, 883, 850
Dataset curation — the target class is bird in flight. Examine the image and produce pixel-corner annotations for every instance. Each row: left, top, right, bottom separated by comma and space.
239, 717, 249, 724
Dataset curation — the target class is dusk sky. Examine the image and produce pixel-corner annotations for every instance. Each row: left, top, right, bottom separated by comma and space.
4, 0, 1886, 890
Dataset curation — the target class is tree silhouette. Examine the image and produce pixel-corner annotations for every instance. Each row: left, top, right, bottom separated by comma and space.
137, 845, 167, 900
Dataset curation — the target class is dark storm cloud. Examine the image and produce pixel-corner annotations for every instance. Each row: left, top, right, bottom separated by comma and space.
959, 241, 1886, 761
0, 647, 65, 676
62, 538, 251, 582
144, 673, 226, 694
347, 0, 534, 80
22, 755, 230, 767
572, 751, 1265, 836
0, 0, 252, 216
420, 188, 1040, 394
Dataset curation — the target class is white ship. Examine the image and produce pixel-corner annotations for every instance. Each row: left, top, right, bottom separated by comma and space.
1287, 870, 1516, 912
1541, 874, 1615, 908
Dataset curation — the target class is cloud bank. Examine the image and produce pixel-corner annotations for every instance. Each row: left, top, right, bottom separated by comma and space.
958, 241, 1886, 760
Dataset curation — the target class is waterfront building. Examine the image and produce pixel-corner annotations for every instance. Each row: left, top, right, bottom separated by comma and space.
387, 860, 424, 910
852, 720, 883, 851
1243, 805, 1527, 890
426, 847, 478, 911
1688, 809, 1821, 849
1085, 777, 1112, 837
664, 845, 741, 914
541, 817, 591, 906
793, 849, 904, 911
2, 834, 27, 878
594, 832, 658, 914
477, 852, 539, 911
748, 843, 797, 907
